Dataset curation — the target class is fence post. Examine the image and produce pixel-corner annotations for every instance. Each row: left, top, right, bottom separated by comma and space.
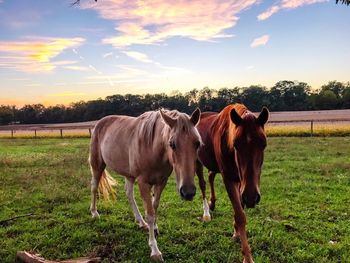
11, 129, 14, 138
60, 129, 63, 138
310, 120, 314, 137
88, 128, 92, 137
34, 129, 37, 138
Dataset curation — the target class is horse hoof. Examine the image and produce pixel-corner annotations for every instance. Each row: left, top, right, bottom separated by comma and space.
243, 258, 254, 263
202, 215, 211, 222
150, 253, 164, 262
232, 233, 240, 242
91, 211, 100, 219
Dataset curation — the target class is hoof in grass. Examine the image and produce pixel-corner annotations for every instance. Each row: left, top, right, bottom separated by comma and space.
232, 233, 240, 243
91, 211, 100, 219
202, 215, 211, 222
150, 253, 164, 262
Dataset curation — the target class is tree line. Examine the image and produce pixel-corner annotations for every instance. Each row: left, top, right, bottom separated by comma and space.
1, 80, 350, 125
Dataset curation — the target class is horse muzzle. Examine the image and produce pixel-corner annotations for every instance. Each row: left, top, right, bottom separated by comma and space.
180, 185, 196, 201
242, 192, 261, 208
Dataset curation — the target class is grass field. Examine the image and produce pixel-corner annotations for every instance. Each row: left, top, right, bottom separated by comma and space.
0, 137, 350, 262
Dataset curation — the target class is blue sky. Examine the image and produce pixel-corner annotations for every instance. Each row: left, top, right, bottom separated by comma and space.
0, 0, 349, 106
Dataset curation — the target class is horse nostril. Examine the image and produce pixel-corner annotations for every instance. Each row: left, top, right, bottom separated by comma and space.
180, 185, 196, 201
256, 193, 261, 204
180, 187, 186, 198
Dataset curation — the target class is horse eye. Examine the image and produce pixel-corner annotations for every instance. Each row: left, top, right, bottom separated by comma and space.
194, 141, 201, 149
169, 141, 176, 150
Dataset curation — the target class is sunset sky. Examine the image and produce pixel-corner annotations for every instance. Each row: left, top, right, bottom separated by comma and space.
0, 0, 349, 106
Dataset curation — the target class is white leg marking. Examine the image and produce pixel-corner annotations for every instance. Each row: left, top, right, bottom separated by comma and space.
90, 176, 100, 218
148, 215, 163, 261
202, 198, 211, 222
125, 179, 148, 229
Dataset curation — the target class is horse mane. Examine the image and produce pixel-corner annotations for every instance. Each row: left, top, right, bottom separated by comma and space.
217, 103, 248, 151
138, 109, 193, 146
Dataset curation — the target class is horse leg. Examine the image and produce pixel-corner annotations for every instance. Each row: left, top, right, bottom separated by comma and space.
208, 171, 217, 211
89, 161, 105, 218
196, 161, 211, 222
125, 177, 148, 230
152, 180, 167, 236
138, 179, 163, 262
223, 177, 254, 263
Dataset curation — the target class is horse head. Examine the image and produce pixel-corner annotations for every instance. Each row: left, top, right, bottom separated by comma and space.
230, 107, 269, 208
160, 108, 202, 201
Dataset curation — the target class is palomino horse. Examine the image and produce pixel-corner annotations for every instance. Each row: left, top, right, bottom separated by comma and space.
89, 108, 202, 261
195, 104, 269, 263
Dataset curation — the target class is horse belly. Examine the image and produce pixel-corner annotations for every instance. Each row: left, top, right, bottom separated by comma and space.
198, 146, 219, 173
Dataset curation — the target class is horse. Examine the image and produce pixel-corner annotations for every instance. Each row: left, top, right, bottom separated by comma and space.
89, 108, 202, 262
195, 103, 269, 263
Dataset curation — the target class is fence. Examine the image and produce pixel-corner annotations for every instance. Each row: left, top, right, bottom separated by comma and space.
1, 118, 350, 138
0, 123, 95, 138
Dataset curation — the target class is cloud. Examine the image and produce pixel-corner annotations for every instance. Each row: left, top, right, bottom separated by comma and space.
257, 6, 280, 21
122, 51, 153, 63
257, 0, 327, 21
81, 0, 259, 48
0, 37, 85, 72
103, 52, 113, 58
63, 65, 91, 71
250, 35, 270, 48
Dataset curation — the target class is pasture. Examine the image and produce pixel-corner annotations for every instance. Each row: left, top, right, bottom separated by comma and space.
0, 137, 349, 262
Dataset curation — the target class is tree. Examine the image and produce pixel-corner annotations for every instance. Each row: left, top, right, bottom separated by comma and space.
16, 104, 45, 124
42, 105, 66, 123
268, 81, 311, 111
321, 81, 345, 99
241, 85, 269, 112
0, 106, 15, 125
314, 90, 338, 110
341, 86, 350, 108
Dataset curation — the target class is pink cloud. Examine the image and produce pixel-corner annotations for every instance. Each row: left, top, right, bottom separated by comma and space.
257, 0, 327, 21
250, 34, 270, 48
82, 0, 259, 48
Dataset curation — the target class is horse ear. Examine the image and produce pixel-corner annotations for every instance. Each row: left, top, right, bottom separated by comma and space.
160, 109, 177, 128
230, 109, 242, 126
257, 106, 269, 126
190, 108, 201, 126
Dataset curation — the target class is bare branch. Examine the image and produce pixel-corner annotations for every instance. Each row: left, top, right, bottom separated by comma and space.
336, 0, 350, 5
0, 213, 35, 225
70, 0, 97, 7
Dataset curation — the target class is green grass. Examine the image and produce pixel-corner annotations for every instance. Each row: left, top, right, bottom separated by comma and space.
1, 137, 350, 262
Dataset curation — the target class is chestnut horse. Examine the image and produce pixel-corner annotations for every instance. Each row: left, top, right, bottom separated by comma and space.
89, 108, 202, 261
195, 103, 269, 263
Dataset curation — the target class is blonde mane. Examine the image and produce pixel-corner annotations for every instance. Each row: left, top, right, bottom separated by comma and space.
138, 109, 197, 145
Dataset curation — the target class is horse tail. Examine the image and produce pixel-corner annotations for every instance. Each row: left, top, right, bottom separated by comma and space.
98, 169, 117, 200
